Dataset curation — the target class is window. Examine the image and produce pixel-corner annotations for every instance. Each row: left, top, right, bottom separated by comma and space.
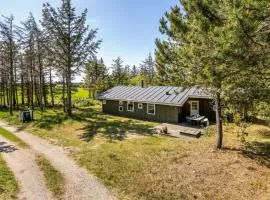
138, 103, 143, 109
191, 102, 198, 110
190, 101, 199, 116
127, 102, 134, 112
119, 106, 123, 112
102, 100, 106, 105
119, 101, 123, 105
147, 104, 155, 115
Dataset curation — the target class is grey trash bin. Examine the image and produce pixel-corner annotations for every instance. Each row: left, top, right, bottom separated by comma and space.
19, 110, 33, 123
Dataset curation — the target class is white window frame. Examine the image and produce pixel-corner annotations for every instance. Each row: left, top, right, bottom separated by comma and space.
127, 101, 134, 112
102, 100, 106, 105
190, 101, 199, 116
147, 104, 155, 115
138, 103, 143, 109
119, 106, 123, 112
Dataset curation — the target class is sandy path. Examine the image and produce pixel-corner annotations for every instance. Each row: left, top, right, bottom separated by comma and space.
0, 135, 55, 200
0, 121, 116, 200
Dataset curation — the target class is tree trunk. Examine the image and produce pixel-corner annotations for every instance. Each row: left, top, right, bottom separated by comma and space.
43, 75, 48, 107
62, 74, 66, 113
34, 78, 39, 107
27, 79, 30, 107
242, 104, 248, 121
37, 32, 43, 112
67, 7, 72, 117
49, 67, 54, 107
9, 44, 13, 116
21, 74, 25, 105
215, 91, 223, 149
66, 67, 72, 116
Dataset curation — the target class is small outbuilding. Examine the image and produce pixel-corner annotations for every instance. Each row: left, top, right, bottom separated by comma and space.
97, 85, 216, 124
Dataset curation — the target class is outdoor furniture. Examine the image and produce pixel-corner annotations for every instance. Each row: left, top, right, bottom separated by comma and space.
186, 115, 197, 123
186, 115, 206, 126
200, 118, 209, 127
191, 116, 205, 125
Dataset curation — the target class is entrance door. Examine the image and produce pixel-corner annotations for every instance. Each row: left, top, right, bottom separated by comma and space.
190, 101, 199, 116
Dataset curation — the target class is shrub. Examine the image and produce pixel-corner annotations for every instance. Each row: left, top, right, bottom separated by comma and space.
203, 126, 216, 137
73, 98, 95, 107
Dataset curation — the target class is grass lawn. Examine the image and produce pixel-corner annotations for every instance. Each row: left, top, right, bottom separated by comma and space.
0, 104, 269, 200
0, 156, 19, 200
15, 87, 89, 107
0, 127, 29, 148
36, 155, 65, 198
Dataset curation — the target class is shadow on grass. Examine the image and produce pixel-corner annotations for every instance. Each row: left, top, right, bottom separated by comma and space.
34, 107, 100, 130
223, 141, 270, 168
257, 128, 270, 139
78, 116, 154, 142
243, 141, 270, 168
0, 142, 17, 153
32, 107, 155, 142
250, 117, 270, 126
2, 107, 155, 142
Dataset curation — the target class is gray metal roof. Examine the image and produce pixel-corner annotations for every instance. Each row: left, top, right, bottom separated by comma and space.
97, 86, 213, 106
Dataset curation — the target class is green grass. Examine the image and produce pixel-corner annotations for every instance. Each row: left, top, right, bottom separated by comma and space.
0, 156, 19, 200
0, 127, 29, 148
36, 155, 65, 198
74, 136, 192, 200
0, 103, 269, 199
15, 87, 89, 106
73, 88, 89, 98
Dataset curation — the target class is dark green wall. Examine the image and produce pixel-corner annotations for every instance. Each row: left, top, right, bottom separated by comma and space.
181, 98, 216, 121
102, 98, 216, 123
102, 100, 179, 123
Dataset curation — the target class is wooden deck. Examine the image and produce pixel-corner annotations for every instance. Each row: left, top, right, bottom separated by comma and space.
155, 123, 202, 138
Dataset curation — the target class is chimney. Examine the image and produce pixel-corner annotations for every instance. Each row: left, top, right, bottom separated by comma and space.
141, 80, 144, 88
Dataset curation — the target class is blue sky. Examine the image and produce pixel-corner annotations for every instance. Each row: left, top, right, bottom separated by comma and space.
1, 0, 178, 70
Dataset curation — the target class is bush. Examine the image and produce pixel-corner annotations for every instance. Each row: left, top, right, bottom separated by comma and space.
203, 125, 216, 137
73, 98, 95, 107
255, 102, 270, 118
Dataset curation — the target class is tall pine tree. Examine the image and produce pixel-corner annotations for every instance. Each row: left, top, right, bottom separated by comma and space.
156, 0, 257, 148
42, 0, 101, 115
140, 53, 155, 85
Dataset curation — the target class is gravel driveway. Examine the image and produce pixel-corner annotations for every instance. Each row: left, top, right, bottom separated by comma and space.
0, 121, 116, 200
0, 135, 55, 200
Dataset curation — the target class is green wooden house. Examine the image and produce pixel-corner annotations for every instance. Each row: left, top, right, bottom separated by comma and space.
97, 85, 216, 123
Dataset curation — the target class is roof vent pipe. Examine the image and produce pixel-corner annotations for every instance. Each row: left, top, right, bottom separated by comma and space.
141, 80, 144, 88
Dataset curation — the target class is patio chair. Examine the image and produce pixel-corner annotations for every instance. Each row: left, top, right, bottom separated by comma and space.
200, 118, 209, 127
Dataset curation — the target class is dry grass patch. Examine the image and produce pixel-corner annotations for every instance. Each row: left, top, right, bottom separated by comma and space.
0, 155, 19, 200
0, 127, 29, 148
36, 155, 65, 198
0, 107, 269, 199
72, 132, 270, 200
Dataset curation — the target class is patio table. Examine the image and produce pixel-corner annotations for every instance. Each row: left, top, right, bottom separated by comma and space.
191, 116, 205, 125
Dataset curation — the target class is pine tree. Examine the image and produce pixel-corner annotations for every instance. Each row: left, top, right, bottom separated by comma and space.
0, 15, 19, 115
111, 57, 127, 85
156, 1, 253, 148
130, 65, 138, 78
42, 0, 101, 116
140, 53, 155, 84
84, 57, 108, 98
155, 40, 171, 85
21, 13, 46, 111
